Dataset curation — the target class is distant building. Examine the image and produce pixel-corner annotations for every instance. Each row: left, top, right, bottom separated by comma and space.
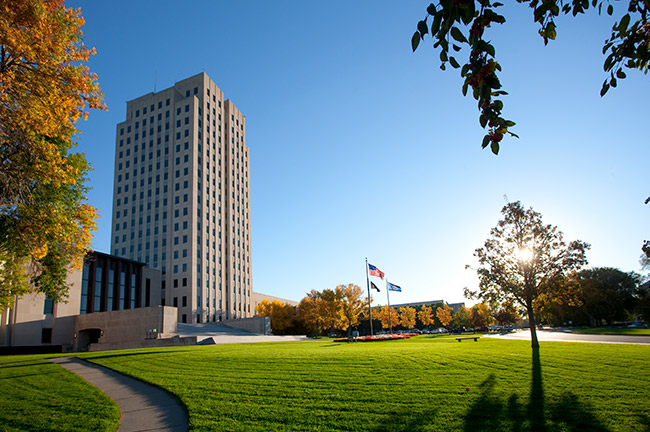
384, 300, 465, 312
111, 72, 252, 324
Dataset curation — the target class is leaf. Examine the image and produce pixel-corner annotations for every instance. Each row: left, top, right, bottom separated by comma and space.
482, 135, 490, 148
600, 81, 610, 96
618, 14, 630, 33
427, 3, 437, 15
417, 20, 429, 37
480, 115, 488, 128
610, 77, 617, 87
451, 27, 468, 43
453, 44, 462, 52
607, 4, 613, 15
411, 32, 421, 52
449, 56, 460, 68
462, 81, 469, 96
616, 69, 626, 79
440, 50, 448, 62
491, 141, 500, 155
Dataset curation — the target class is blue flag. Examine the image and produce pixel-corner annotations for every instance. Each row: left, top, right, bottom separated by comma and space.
387, 282, 401, 292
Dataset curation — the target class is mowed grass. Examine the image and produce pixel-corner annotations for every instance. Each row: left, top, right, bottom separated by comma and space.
571, 327, 650, 336
0, 355, 120, 432
77, 337, 650, 432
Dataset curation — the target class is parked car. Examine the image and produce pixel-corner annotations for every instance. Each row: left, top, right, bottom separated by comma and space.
628, 323, 649, 328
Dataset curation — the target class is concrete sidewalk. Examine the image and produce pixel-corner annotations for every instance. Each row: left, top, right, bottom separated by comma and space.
50, 357, 188, 432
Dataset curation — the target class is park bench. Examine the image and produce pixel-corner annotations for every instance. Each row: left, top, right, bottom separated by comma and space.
455, 336, 480, 342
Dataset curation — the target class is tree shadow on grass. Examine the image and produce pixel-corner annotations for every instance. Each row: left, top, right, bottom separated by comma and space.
464, 347, 610, 432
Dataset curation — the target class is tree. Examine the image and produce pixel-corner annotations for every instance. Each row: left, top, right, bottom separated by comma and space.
398, 307, 417, 329
335, 283, 368, 333
298, 290, 324, 335
451, 305, 472, 328
411, 0, 649, 154
492, 301, 522, 325
465, 201, 589, 348
255, 299, 297, 334
418, 304, 435, 328
0, 0, 104, 309
470, 303, 493, 328
374, 305, 397, 331
575, 267, 640, 326
436, 303, 453, 327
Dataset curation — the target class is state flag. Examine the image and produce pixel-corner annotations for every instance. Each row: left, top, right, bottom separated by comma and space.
371, 281, 380, 292
387, 282, 402, 292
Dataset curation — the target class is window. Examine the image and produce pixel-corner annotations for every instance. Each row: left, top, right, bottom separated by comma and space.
182, 296, 187, 307
43, 298, 54, 315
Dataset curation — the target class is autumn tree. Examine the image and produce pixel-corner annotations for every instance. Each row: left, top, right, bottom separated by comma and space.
436, 303, 453, 328
411, 0, 649, 154
418, 304, 435, 328
470, 303, 493, 328
255, 299, 297, 334
0, 0, 104, 309
492, 301, 522, 325
398, 307, 417, 329
466, 201, 589, 348
336, 283, 368, 333
374, 305, 397, 331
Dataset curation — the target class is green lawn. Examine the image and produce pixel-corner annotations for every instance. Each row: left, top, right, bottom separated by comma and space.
0, 355, 120, 432
68, 337, 650, 432
570, 327, 650, 336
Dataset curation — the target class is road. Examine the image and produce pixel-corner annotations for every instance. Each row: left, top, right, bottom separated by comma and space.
485, 329, 650, 345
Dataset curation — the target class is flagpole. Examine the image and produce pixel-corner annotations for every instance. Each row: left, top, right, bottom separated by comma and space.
365, 257, 373, 336
386, 280, 393, 334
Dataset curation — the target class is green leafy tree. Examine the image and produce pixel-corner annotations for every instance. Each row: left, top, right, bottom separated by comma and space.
575, 267, 640, 326
492, 301, 522, 325
0, 0, 104, 309
465, 201, 589, 348
451, 305, 472, 328
412, 0, 650, 154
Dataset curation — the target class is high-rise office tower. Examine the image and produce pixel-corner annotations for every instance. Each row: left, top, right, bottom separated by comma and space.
111, 72, 252, 324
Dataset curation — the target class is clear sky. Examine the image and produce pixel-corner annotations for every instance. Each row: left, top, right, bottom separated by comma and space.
66, 1, 649, 307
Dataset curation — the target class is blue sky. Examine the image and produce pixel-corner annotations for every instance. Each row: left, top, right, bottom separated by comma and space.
67, 1, 649, 306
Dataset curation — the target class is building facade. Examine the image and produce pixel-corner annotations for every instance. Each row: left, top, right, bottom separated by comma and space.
111, 72, 252, 324
0, 251, 162, 350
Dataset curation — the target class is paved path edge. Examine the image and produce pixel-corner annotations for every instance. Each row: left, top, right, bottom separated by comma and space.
50, 356, 189, 432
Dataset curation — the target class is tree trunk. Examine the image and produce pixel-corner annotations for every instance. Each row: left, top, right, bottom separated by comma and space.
526, 300, 539, 349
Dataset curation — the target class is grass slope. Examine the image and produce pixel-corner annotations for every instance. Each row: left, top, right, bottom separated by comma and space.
0, 355, 120, 432
78, 337, 650, 432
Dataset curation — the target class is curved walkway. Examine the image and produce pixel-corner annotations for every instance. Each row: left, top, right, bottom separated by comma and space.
50, 357, 188, 432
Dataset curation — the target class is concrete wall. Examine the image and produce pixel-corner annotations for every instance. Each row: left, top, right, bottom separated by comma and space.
251, 292, 299, 310
88, 335, 197, 352
75, 306, 178, 351
223, 316, 271, 335
0, 268, 83, 348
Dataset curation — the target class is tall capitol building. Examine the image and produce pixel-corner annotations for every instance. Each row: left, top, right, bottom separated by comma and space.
111, 72, 252, 324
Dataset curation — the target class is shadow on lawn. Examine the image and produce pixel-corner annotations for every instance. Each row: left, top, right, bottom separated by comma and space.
464, 348, 610, 432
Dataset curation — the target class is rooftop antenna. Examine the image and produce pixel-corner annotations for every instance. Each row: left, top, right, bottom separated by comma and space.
153, 69, 157, 93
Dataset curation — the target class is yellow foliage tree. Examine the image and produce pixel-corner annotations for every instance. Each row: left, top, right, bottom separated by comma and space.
0, 0, 104, 308
436, 304, 453, 328
336, 283, 367, 332
470, 303, 494, 328
374, 305, 397, 331
418, 304, 435, 328
398, 307, 416, 329
255, 299, 296, 334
